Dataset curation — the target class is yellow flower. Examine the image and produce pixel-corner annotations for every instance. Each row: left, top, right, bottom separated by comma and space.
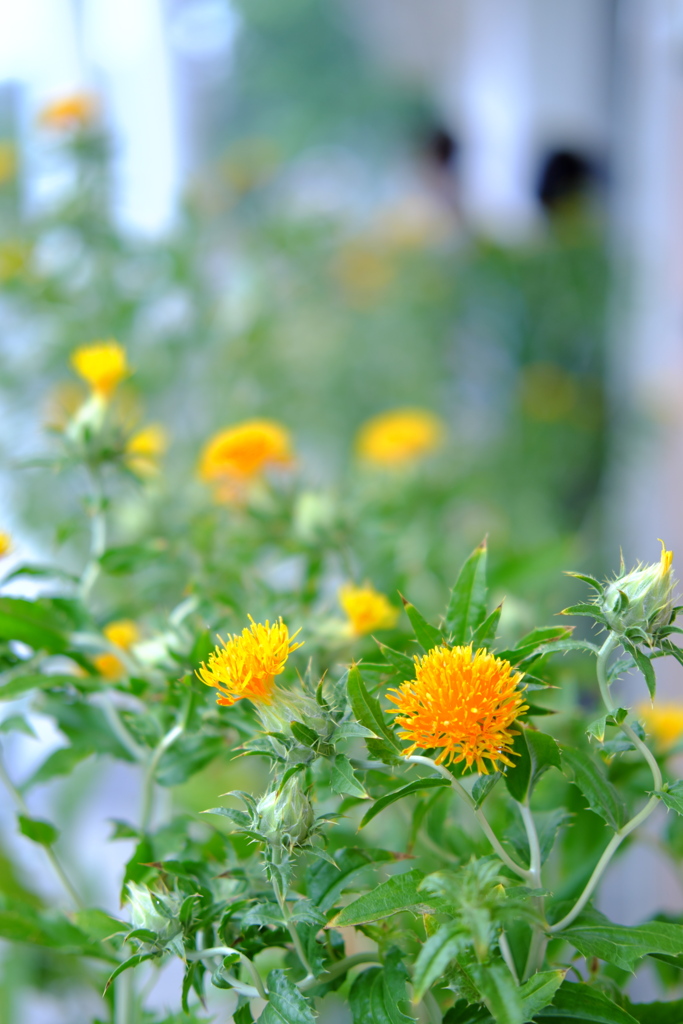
333, 243, 394, 305
94, 652, 125, 680
339, 583, 399, 635
357, 408, 444, 467
638, 702, 683, 750
197, 617, 303, 707
0, 143, 17, 186
39, 93, 98, 131
199, 420, 293, 487
386, 644, 528, 774
104, 620, 140, 651
0, 532, 12, 558
71, 341, 129, 399
126, 425, 167, 477
0, 240, 30, 281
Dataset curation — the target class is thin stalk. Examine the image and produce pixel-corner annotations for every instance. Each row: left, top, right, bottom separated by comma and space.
272, 877, 314, 982
406, 755, 530, 881
517, 799, 548, 979
596, 632, 620, 712
186, 948, 267, 999
498, 931, 519, 985
139, 724, 183, 832
0, 746, 83, 909
100, 696, 146, 762
422, 989, 443, 1024
79, 468, 106, 600
114, 971, 135, 1024
297, 952, 381, 991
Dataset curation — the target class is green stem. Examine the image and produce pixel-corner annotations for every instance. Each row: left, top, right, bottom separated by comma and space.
297, 952, 381, 991
0, 746, 84, 909
186, 948, 267, 999
596, 632, 620, 712
79, 468, 106, 600
406, 755, 530, 881
140, 724, 183, 832
271, 863, 314, 981
100, 696, 146, 763
498, 931, 519, 985
517, 799, 547, 979
422, 989, 443, 1024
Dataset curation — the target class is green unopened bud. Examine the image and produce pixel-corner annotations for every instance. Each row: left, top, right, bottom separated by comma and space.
601, 542, 675, 636
257, 776, 315, 850
126, 882, 182, 945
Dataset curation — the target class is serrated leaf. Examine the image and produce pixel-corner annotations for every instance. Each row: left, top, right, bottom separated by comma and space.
376, 642, 415, 678
347, 666, 400, 749
330, 754, 368, 799
471, 603, 503, 650
73, 909, 126, 941
560, 747, 627, 830
629, 645, 657, 700
412, 921, 466, 1001
469, 960, 523, 1024
563, 914, 683, 972
534, 981, 638, 1022
518, 970, 566, 1018
402, 598, 443, 652
202, 807, 252, 828
360, 777, 450, 828
505, 728, 561, 803
18, 815, 60, 846
332, 869, 428, 926
260, 969, 317, 1024
443, 1000, 493, 1023
349, 949, 416, 1024
306, 846, 396, 912
560, 604, 603, 620
565, 573, 604, 593
658, 780, 683, 816
104, 952, 161, 992
472, 773, 501, 808
444, 540, 488, 644
290, 720, 319, 748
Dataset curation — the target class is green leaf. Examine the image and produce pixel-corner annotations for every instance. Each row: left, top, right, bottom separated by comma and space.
18, 815, 59, 846
233, 1006, 254, 1024
73, 908, 126, 941
330, 754, 369, 799
290, 720, 320, 748
347, 666, 400, 749
23, 745, 94, 790
472, 773, 501, 808
99, 544, 160, 576
518, 970, 566, 1019
349, 949, 416, 1024
443, 1001, 493, 1023
332, 869, 428, 926
306, 846, 396, 912
560, 604, 603, 620
0, 714, 36, 737
104, 952, 161, 992
472, 603, 503, 650
402, 598, 443, 652
412, 921, 466, 1001
259, 969, 316, 1024
359, 778, 450, 828
0, 597, 68, 653
505, 728, 561, 803
625, 999, 683, 1024
565, 573, 604, 593
562, 915, 683, 972
469, 960, 523, 1024
445, 540, 488, 644
658, 780, 683, 816
560, 747, 627, 830
629, 645, 657, 700
376, 642, 415, 678
0, 673, 80, 701
534, 981, 638, 1022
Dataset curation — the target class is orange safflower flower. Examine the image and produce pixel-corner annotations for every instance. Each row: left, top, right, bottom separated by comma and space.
199, 420, 293, 486
197, 617, 303, 707
339, 583, 399, 635
387, 644, 527, 774
39, 93, 98, 131
71, 341, 129, 399
357, 408, 444, 468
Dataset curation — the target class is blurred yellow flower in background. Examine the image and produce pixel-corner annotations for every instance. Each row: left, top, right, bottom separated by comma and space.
71, 341, 129, 399
333, 243, 394, 305
197, 617, 303, 707
638, 701, 683, 750
126, 425, 167, 477
0, 143, 17, 186
199, 420, 293, 495
39, 93, 99, 131
339, 582, 399, 635
0, 241, 30, 281
356, 408, 444, 467
0, 532, 13, 558
387, 644, 527, 774
93, 620, 140, 680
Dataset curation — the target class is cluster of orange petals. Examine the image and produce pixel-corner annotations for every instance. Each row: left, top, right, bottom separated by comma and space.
71, 341, 129, 399
39, 93, 98, 131
387, 644, 527, 774
356, 408, 444, 468
199, 420, 293, 500
197, 617, 303, 707
339, 583, 399, 635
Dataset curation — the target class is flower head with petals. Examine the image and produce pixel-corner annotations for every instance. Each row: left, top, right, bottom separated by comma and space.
386, 644, 527, 774
339, 583, 399, 635
357, 408, 444, 468
71, 341, 129, 399
199, 420, 293, 498
197, 617, 303, 707
39, 93, 98, 131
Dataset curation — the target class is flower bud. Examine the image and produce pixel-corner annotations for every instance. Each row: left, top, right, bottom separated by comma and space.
600, 542, 675, 636
126, 882, 182, 945
256, 776, 315, 850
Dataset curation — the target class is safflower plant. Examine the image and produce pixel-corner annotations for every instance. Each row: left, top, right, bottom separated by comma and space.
3, 350, 683, 1024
